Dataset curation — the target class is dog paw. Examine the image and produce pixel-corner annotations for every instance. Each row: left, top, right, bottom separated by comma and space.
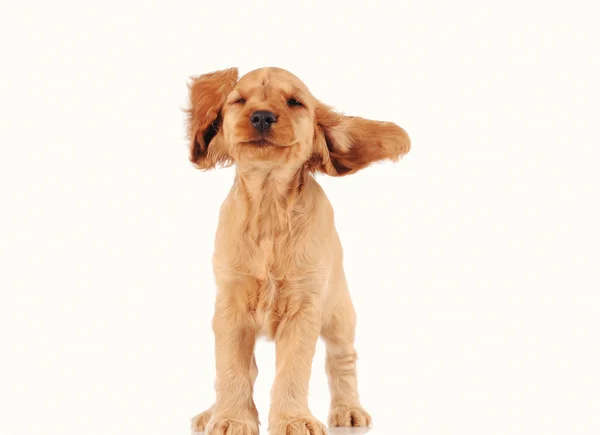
191, 406, 214, 432
205, 417, 259, 435
328, 405, 372, 427
270, 416, 327, 435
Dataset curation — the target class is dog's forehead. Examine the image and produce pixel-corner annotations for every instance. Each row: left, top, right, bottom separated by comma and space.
236, 67, 310, 95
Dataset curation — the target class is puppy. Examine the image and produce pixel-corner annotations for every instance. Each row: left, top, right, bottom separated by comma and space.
187, 67, 410, 435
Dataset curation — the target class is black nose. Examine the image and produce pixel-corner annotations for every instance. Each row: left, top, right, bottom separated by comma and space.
250, 111, 277, 133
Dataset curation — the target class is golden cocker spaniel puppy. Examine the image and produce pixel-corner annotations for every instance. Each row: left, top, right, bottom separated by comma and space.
186, 67, 410, 435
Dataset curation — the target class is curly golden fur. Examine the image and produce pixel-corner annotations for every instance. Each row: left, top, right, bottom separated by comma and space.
186, 67, 410, 435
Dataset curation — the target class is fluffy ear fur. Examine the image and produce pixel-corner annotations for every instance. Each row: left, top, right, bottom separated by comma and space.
186, 68, 238, 169
313, 104, 411, 176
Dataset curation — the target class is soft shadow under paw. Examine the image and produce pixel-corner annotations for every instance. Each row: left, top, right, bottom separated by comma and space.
328, 428, 371, 435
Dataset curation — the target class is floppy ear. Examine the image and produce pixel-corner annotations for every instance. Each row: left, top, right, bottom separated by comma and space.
314, 104, 411, 176
186, 68, 238, 169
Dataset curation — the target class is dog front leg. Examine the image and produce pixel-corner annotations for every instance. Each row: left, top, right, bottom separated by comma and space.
191, 355, 259, 431
269, 291, 326, 435
204, 280, 259, 435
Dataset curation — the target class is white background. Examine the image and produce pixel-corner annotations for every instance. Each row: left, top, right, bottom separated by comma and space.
1, 1, 599, 434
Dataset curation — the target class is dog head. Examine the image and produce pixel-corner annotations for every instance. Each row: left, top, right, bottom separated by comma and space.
186, 67, 410, 175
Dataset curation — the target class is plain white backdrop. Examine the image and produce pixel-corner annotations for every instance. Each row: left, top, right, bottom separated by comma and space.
1, 1, 599, 434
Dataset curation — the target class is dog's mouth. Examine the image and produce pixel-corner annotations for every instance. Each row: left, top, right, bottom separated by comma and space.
242, 138, 280, 147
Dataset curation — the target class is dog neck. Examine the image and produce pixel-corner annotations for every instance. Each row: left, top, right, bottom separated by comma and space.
233, 163, 313, 236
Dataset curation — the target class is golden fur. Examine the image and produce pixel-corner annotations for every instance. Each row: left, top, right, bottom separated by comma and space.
186, 67, 410, 435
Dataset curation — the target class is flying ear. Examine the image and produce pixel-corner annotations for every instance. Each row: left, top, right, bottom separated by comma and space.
186, 68, 238, 169
314, 104, 411, 176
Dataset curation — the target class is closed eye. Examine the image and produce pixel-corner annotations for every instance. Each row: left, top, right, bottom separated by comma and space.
234, 98, 246, 104
287, 98, 303, 107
